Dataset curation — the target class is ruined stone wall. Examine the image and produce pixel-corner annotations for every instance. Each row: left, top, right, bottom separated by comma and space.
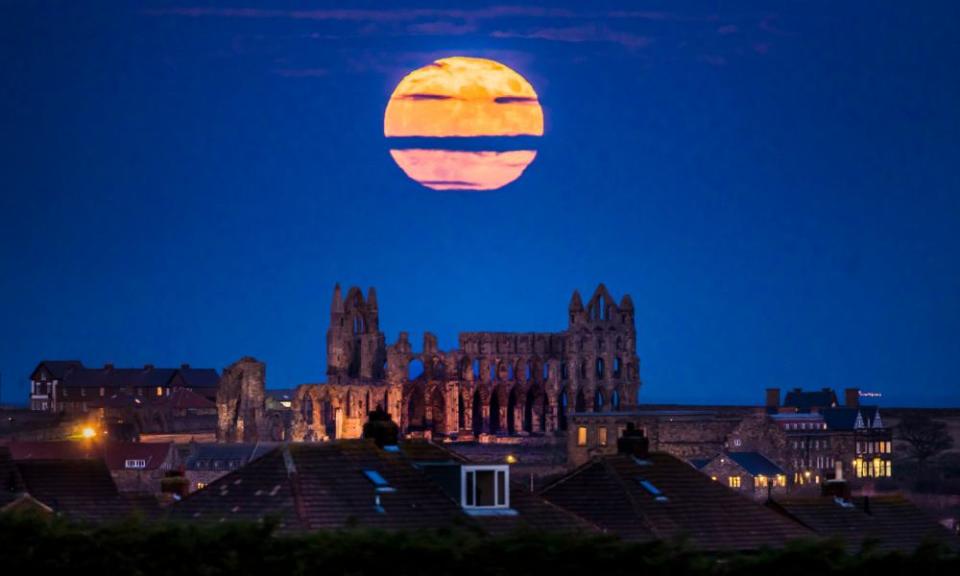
216, 357, 266, 443
299, 283, 643, 442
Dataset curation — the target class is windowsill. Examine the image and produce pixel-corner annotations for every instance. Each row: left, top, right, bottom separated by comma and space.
463, 508, 518, 517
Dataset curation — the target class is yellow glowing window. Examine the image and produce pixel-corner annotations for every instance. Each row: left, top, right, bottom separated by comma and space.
599, 427, 608, 447
156, 386, 163, 396
756, 475, 768, 488
728, 476, 741, 488
577, 426, 588, 446
196, 482, 206, 490
775, 475, 786, 487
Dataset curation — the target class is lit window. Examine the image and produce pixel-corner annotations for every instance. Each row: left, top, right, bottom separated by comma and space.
156, 386, 163, 397
196, 482, 207, 490
125, 459, 147, 469
599, 427, 608, 447
775, 475, 786, 487
733, 438, 742, 447
462, 465, 509, 511
756, 475, 768, 488
728, 476, 741, 488
577, 426, 588, 446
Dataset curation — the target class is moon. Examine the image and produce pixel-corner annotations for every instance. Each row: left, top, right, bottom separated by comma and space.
384, 57, 543, 191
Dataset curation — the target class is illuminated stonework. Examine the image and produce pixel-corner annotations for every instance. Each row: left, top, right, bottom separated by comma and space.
287, 283, 641, 442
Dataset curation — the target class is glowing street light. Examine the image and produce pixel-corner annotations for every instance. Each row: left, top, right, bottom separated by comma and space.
81, 426, 96, 439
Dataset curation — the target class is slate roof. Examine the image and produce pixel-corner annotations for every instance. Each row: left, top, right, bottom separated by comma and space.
184, 442, 280, 470
170, 441, 465, 531
2, 441, 99, 460
540, 452, 813, 551
13, 459, 158, 521
32, 361, 219, 390
168, 387, 217, 410
783, 389, 839, 411
101, 442, 175, 471
726, 452, 785, 477
177, 368, 220, 389
821, 406, 883, 431
172, 440, 592, 536
768, 495, 960, 553
35, 360, 83, 379
0, 447, 27, 508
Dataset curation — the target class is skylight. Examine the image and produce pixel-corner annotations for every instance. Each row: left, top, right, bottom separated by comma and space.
363, 470, 396, 493
636, 478, 668, 502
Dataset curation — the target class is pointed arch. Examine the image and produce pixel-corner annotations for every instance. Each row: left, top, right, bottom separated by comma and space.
407, 386, 426, 430
472, 388, 484, 435
557, 387, 569, 431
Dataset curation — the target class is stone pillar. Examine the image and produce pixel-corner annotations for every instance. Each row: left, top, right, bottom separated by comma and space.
462, 388, 474, 433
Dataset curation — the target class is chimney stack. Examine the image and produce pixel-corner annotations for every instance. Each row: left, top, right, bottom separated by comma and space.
616, 423, 649, 459
845, 388, 860, 408
180, 363, 191, 370
765, 388, 780, 409
104, 363, 114, 370
144, 364, 154, 371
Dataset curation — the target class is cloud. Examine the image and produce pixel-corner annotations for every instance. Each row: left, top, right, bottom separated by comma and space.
273, 68, 328, 77
490, 24, 651, 49
142, 6, 578, 23
405, 21, 478, 36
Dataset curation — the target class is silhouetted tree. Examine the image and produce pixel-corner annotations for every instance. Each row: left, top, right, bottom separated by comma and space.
898, 415, 954, 472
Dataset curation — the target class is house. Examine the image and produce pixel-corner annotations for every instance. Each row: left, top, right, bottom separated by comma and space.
697, 451, 788, 500
171, 440, 592, 535
182, 442, 280, 492
92, 387, 218, 438
762, 388, 894, 486
768, 482, 960, 553
28, 361, 219, 415
1, 446, 158, 521
540, 429, 813, 551
3, 440, 179, 494
101, 442, 179, 493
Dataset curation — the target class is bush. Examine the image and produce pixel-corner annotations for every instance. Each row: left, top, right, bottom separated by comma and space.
0, 513, 956, 576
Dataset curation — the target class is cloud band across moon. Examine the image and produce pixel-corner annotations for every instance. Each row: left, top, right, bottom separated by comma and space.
384, 56, 543, 191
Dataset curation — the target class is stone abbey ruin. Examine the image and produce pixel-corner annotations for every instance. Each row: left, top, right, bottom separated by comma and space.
217, 283, 641, 443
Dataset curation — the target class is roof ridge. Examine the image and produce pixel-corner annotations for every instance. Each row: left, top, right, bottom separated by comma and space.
599, 457, 661, 539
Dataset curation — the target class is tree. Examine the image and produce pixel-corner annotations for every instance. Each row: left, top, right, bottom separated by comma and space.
897, 415, 954, 470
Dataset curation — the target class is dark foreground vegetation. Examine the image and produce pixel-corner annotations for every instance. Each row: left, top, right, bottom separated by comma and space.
1, 514, 957, 576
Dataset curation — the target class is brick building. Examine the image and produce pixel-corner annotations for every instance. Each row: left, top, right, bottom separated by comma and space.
29, 361, 219, 414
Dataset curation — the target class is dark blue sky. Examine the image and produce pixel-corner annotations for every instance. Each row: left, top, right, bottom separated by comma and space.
2, 1, 959, 407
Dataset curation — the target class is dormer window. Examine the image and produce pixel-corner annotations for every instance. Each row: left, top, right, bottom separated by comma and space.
461, 465, 512, 514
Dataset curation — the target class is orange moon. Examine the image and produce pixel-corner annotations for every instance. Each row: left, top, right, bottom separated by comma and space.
384, 57, 543, 191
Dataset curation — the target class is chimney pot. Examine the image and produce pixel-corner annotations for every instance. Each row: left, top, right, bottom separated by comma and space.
845, 388, 860, 408
181, 363, 190, 370
765, 388, 780, 409
104, 363, 114, 370
144, 364, 154, 371
616, 423, 650, 458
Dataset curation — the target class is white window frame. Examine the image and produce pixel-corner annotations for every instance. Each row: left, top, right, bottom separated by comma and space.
125, 459, 147, 469
461, 465, 510, 510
